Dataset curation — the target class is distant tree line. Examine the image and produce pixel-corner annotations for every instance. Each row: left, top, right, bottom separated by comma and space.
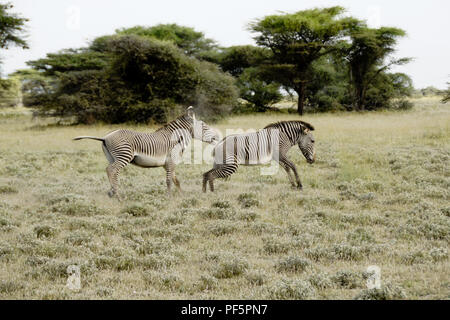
2, 6, 426, 122
0, 2, 28, 107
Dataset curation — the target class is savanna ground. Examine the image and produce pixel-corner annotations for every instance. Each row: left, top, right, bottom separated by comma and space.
0, 97, 448, 300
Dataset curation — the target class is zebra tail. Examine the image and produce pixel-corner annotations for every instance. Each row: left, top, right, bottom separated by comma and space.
73, 136, 105, 142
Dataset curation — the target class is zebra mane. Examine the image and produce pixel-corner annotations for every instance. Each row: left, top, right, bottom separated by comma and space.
155, 114, 191, 132
264, 120, 315, 132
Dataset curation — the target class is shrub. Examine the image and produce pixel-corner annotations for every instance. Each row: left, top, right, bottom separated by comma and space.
27, 35, 238, 124
122, 204, 149, 217
237, 193, 259, 208
245, 271, 266, 286
0, 186, 18, 194
34, 225, 56, 239
262, 236, 291, 255
331, 270, 364, 289
0, 280, 23, 294
197, 275, 218, 291
207, 221, 237, 236
429, 248, 448, 262
354, 284, 406, 300
269, 279, 316, 300
347, 228, 374, 244
211, 200, 232, 209
308, 272, 334, 290
198, 207, 234, 220
213, 257, 248, 279
275, 256, 312, 273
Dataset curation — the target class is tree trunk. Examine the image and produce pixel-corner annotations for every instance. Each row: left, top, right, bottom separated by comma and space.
354, 85, 365, 111
296, 82, 306, 116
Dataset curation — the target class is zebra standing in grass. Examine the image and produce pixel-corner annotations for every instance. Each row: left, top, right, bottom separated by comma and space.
74, 107, 219, 200
202, 120, 315, 192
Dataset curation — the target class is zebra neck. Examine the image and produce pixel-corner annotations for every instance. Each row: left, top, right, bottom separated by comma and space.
158, 124, 192, 148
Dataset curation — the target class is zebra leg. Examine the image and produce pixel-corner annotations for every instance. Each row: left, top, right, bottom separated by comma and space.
202, 169, 214, 193
281, 158, 302, 190
172, 172, 181, 192
164, 161, 178, 192
279, 159, 296, 188
202, 163, 238, 192
104, 143, 133, 200
106, 161, 127, 200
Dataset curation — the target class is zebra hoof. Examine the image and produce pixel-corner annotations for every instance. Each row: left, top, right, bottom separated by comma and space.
107, 190, 115, 198
297, 185, 303, 190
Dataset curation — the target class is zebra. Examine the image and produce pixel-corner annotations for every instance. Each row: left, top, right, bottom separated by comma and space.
74, 106, 219, 200
202, 120, 315, 192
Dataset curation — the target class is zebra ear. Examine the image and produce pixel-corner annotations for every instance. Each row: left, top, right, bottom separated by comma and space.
186, 106, 195, 120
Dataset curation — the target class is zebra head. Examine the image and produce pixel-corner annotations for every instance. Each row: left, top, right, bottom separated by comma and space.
298, 127, 315, 164
196, 120, 220, 144
187, 106, 220, 144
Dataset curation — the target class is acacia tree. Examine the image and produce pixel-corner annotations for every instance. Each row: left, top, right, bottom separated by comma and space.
0, 2, 28, 50
116, 24, 218, 58
250, 6, 358, 115
344, 26, 410, 110
0, 2, 28, 105
211, 45, 282, 110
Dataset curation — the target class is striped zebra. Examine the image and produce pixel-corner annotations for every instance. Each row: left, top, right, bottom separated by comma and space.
74, 107, 218, 200
202, 120, 315, 192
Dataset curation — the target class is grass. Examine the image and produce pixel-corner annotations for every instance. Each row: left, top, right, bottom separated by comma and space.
0, 97, 448, 299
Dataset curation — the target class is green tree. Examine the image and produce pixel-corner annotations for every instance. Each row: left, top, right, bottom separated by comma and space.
249, 6, 358, 115
0, 1, 29, 101
0, 75, 20, 107
210, 45, 281, 111
0, 2, 28, 50
26, 35, 237, 124
344, 26, 410, 110
304, 55, 350, 112
236, 68, 282, 111
26, 49, 109, 76
116, 24, 217, 57
442, 82, 450, 103
11, 68, 57, 107
213, 45, 271, 77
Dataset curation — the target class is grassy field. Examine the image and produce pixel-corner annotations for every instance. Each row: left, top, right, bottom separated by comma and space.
0, 97, 448, 299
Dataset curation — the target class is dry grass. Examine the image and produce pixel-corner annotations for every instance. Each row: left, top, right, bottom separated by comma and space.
0, 97, 448, 299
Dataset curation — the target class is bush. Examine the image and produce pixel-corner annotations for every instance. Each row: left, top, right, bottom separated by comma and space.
331, 270, 364, 289
121, 204, 149, 217
34, 225, 56, 239
275, 256, 312, 273
213, 257, 248, 279
354, 284, 406, 300
0, 78, 21, 108
237, 193, 259, 208
269, 279, 316, 300
26, 35, 238, 124
308, 272, 334, 289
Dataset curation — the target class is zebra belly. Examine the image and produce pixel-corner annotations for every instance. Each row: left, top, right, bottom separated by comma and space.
240, 154, 273, 166
132, 153, 167, 167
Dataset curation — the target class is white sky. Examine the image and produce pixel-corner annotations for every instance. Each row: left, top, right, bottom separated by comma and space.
2, 0, 450, 89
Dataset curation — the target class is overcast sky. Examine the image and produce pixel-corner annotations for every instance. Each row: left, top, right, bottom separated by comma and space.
2, 0, 449, 88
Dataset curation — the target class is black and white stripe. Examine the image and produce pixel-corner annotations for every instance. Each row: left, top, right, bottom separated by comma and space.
74, 107, 218, 199
202, 120, 315, 192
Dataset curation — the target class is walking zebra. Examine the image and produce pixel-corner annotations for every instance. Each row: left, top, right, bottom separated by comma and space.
74, 107, 219, 200
202, 120, 315, 192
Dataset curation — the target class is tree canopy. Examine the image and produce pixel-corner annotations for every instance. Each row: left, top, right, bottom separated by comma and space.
16, 6, 413, 120
250, 6, 359, 114
0, 2, 28, 50
116, 24, 218, 57
23, 34, 237, 123
344, 26, 410, 110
